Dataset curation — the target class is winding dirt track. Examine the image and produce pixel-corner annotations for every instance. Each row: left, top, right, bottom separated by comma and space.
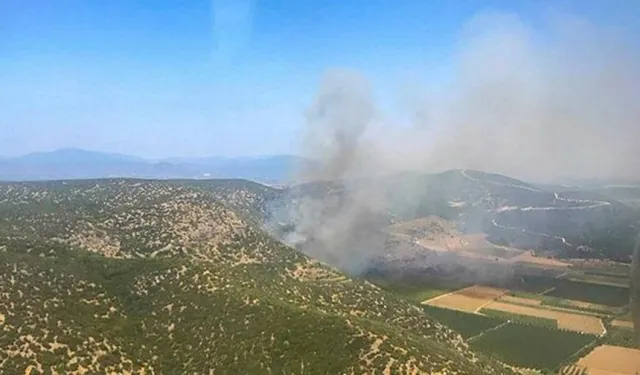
460, 169, 611, 249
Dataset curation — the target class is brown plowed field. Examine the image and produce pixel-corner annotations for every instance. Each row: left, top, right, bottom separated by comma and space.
611, 319, 634, 329
426, 285, 506, 312
483, 301, 604, 334
499, 295, 542, 306
577, 345, 640, 375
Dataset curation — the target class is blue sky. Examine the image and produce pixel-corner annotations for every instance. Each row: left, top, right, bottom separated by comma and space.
1, 0, 637, 158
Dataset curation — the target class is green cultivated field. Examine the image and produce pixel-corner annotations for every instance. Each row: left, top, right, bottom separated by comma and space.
573, 263, 630, 278
498, 275, 630, 307
366, 277, 456, 303
469, 323, 597, 371
546, 279, 629, 307
479, 308, 558, 328
603, 327, 639, 349
506, 291, 620, 316
422, 305, 503, 339
583, 270, 629, 279
493, 275, 556, 294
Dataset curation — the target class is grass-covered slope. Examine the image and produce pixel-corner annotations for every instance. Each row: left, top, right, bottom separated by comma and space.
0, 179, 513, 374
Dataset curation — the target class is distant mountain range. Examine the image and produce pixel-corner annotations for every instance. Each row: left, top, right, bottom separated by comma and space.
0, 148, 314, 184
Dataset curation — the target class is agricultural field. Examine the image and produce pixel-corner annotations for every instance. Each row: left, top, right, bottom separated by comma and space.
365, 277, 455, 303
422, 305, 503, 338
569, 261, 630, 278
551, 298, 622, 316
394, 263, 635, 372
568, 273, 629, 288
425, 285, 506, 312
512, 264, 568, 278
558, 365, 588, 375
499, 295, 542, 306
481, 301, 605, 334
495, 275, 630, 306
504, 290, 622, 316
563, 261, 630, 288
490, 275, 556, 294
469, 323, 597, 371
575, 345, 640, 375
480, 308, 558, 328
602, 327, 639, 349
612, 319, 634, 330
420, 269, 622, 335
545, 279, 629, 307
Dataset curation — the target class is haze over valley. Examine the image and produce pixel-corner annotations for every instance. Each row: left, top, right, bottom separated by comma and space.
2, 0, 640, 374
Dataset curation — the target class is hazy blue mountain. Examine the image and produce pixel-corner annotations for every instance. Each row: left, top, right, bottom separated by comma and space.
0, 149, 312, 184
17, 148, 147, 164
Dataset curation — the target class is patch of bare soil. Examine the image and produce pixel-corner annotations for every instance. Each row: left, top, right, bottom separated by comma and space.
611, 320, 634, 330
508, 251, 570, 267
389, 216, 468, 251
427, 285, 507, 313
499, 295, 542, 306
577, 345, 640, 375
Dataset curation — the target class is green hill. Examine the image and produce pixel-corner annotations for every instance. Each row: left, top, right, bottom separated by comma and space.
0, 179, 513, 374
270, 170, 640, 263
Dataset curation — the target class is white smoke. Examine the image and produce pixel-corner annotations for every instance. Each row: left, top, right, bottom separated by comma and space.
293, 11, 640, 183
276, 10, 640, 273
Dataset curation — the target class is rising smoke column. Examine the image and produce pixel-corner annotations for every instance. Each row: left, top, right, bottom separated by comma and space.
276, 10, 640, 275
276, 69, 397, 274
394, 12, 640, 183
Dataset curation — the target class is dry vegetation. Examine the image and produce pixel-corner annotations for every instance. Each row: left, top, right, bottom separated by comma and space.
389, 216, 468, 252
0, 179, 515, 374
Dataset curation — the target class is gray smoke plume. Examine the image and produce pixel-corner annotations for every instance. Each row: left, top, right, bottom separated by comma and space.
408, 13, 638, 183
276, 69, 392, 273
298, 68, 376, 181
274, 10, 640, 274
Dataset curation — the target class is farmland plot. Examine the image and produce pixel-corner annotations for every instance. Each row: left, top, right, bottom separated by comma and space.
611, 319, 634, 330
546, 279, 629, 307
425, 285, 506, 312
469, 323, 595, 371
482, 301, 605, 334
576, 345, 640, 375
480, 308, 557, 328
499, 295, 542, 306
422, 305, 503, 338
603, 327, 639, 349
